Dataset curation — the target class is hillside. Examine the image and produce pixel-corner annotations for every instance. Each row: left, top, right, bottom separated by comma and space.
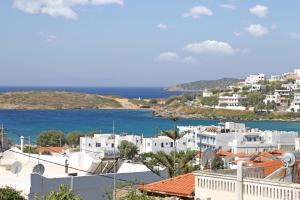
0, 91, 141, 110
167, 78, 243, 92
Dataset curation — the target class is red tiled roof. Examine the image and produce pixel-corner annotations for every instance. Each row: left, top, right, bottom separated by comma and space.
140, 173, 194, 198
216, 149, 286, 158
36, 147, 65, 154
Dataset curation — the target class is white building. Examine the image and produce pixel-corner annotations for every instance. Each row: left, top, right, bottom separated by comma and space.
294, 68, 300, 76
264, 94, 280, 105
245, 73, 265, 85
0, 137, 162, 200
269, 74, 283, 82
194, 161, 300, 200
218, 94, 247, 106
80, 133, 142, 156
140, 135, 188, 154
274, 89, 291, 97
249, 84, 267, 92
288, 93, 300, 112
202, 89, 213, 97
178, 122, 297, 153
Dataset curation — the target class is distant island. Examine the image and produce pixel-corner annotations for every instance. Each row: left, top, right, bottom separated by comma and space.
166, 78, 243, 92
0, 91, 144, 110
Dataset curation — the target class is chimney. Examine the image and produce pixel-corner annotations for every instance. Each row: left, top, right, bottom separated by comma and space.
20, 136, 24, 153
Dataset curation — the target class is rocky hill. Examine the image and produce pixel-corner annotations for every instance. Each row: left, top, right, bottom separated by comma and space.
167, 78, 243, 92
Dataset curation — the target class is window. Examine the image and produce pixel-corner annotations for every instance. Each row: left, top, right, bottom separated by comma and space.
96, 143, 101, 147
161, 142, 164, 148
170, 142, 173, 147
111, 143, 114, 148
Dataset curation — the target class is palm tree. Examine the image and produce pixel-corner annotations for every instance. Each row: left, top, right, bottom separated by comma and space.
143, 151, 199, 177
161, 117, 187, 177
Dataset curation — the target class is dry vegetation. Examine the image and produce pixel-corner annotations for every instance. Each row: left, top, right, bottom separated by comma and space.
0, 91, 141, 110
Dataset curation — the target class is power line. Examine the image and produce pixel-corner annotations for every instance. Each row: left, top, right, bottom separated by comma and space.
6, 148, 130, 183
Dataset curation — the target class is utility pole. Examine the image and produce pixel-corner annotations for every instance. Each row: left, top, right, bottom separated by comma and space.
113, 120, 116, 200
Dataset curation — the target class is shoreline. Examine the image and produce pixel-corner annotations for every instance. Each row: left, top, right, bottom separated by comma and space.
1, 107, 300, 122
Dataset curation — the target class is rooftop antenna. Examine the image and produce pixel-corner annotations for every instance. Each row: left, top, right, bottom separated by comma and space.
11, 161, 22, 176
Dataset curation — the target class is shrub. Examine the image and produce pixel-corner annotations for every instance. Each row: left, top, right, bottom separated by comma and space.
0, 186, 25, 200
37, 130, 66, 147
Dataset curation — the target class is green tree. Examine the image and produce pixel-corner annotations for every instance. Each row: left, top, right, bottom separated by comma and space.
211, 156, 224, 170
201, 96, 218, 106
0, 186, 26, 200
37, 130, 66, 147
67, 131, 84, 147
39, 185, 82, 200
143, 151, 199, 177
161, 127, 186, 177
246, 92, 265, 106
118, 141, 138, 159
119, 191, 154, 200
23, 146, 38, 154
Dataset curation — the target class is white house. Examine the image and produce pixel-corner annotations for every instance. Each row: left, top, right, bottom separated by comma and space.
202, 89, 213, 97
178, 122, 297, 153
288, 93, 300, 112
140, 136, 188, 154
80, 134, 142, 156
218, 94, 247, 106
245, 73, 265, 85
269, 74, 283, 82
274, 89, 291, 97
294, 68, 300, 76
249, 84, 267, 92
264, 94, 280, 105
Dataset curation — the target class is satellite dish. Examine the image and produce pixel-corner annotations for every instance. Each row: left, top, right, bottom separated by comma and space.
32, 164, 45, 175
201, 149, 216, 166
11, 161, 22, 175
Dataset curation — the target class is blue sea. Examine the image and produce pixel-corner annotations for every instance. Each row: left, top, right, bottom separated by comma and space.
1, 109, 300, 143
0, 87, 299, 143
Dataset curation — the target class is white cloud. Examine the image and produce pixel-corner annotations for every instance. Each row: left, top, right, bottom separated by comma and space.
183, 40, 237, 55
156, 52, 179, 62
289, 32, 300, 40
47, 35, 57, 42
219, 4, 236, 10
157, 23, 168, 29
183, 6, 213, 19
13, 0, 124, 20
181, 56, 197, 64
249, 5, 268, 17
245, 24, 269, 37
156, 52, 197, 64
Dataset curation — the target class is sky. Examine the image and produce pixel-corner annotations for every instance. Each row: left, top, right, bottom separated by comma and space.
0, 0, 300, 87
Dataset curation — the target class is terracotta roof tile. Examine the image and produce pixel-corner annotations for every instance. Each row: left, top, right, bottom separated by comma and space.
36, 147, 65, 154
140, 173, 194, 198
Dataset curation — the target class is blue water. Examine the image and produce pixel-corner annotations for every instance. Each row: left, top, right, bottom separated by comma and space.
0, 87, 182, 99
1, 109, 300, 143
